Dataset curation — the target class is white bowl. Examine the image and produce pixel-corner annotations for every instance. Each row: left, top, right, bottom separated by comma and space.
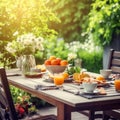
100, 69, 112, 78
45, 65, 67, 74
82, 82, 97, 93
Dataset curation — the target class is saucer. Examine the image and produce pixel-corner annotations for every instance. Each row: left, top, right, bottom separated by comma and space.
83, 90, 99, 95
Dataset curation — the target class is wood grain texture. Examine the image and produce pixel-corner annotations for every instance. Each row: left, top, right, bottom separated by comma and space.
7, 69, 120, 120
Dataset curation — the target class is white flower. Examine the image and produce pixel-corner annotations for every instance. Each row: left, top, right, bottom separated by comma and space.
68, 53, 77, 61
6, 33, 44, 56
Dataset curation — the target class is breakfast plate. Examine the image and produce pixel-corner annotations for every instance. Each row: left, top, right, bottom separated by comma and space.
25, 72, 46, 78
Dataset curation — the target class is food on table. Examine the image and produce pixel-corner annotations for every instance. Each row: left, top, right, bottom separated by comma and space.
60, 60, 68, 66
49, 72, 69, 81
44, 60, 51, 65
49, 73, 54, 80
51, 59, 60, 65
96, 75, 106, 84
44, 56, 68, 66
49, 56, 56, 61
73, 73, 81, 82
73, 72, 107, 85
98, 87, 107, 95
62, 72, 69, 80
110, 74, 120, 80
36, 64, 46, 72
24, 72, 43, 78
83, 77, 96, 83
73, 72, 90, 83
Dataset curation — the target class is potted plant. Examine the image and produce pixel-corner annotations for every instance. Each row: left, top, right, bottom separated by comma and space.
86, 0, 120, 68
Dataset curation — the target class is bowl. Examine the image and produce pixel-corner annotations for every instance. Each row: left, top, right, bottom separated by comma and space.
100, 69, 112, 78
82, 82, 97, 93
45, 65, 67, 74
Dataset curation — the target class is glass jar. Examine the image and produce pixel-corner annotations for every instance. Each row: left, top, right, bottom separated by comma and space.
22, 55, 36, 75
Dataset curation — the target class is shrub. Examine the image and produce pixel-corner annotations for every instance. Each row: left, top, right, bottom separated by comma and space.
78, 50, 103, 73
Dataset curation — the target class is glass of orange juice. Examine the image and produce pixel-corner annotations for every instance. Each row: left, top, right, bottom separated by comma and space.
114, 79, 120, 92
53, 74, 65, 88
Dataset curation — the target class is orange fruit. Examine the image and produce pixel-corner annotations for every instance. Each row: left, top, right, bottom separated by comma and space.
56, 58, 61, 65
60, 60, 68, 66
51, 59, 59, 65
62, 72, 69, 80
44, 59, 51, 65
49, 56, 56, 61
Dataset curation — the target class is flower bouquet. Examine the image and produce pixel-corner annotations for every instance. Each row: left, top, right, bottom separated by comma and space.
6, 33, 44, 57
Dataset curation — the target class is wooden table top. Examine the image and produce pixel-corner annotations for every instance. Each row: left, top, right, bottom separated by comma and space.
7, 69, 120, 111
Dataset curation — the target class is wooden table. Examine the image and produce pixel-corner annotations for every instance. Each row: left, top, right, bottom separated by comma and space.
7, 69, 120, 120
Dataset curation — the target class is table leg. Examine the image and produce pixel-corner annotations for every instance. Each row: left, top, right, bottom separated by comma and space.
57, 103, 72, 120
89, 110, 95, 120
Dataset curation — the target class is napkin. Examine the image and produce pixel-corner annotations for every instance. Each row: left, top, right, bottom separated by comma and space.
35, 85, 59, 90
63, 86, 120, 99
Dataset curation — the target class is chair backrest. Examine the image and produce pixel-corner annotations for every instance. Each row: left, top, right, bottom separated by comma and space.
108, 49, 120, 73
0, 68, 18, 120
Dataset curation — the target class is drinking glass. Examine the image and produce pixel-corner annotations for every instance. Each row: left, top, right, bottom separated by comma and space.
53, 74, 65, 88
114, 79, 120, 92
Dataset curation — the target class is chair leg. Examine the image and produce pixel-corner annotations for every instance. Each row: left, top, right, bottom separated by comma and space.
103, 111, 110, 120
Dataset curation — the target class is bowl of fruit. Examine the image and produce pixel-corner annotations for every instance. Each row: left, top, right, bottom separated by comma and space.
44, 56, 68, 74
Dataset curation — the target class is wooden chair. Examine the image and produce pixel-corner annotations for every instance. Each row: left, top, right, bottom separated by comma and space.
81, 49, 120, 120
0, 67, 56, 120
103, 49, 120, 120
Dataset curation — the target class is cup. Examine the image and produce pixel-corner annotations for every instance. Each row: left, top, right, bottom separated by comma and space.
82, 82, 97, 93
114, 79, 120, 92
100, 69, 112, 78
53, 74, 64, 87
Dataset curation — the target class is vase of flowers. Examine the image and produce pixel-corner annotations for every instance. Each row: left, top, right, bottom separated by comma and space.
6, 33, 44, 71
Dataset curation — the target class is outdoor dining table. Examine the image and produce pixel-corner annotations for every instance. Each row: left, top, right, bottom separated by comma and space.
7, 69, 120, 120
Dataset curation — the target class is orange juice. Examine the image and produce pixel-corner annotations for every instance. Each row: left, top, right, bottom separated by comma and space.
114, 79, 120, 92
53, 74, 64, 86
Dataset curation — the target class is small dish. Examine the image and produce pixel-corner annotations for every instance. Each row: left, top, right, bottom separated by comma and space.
25, 72, 43, 78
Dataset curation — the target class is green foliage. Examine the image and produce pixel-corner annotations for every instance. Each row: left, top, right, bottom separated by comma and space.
10, 85, 29, 104
0, 0, 59, 67
43, 37, 69, 60
47, 0, 91, 42
86, 0, 120, 46
10, 85, 47, 107
67, 66, 81, 75
78, 50, 103, 73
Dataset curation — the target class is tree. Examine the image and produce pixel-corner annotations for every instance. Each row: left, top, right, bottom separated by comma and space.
0, 0, 59, 67
86, 0, 120, 46
47, 0, 92, 42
